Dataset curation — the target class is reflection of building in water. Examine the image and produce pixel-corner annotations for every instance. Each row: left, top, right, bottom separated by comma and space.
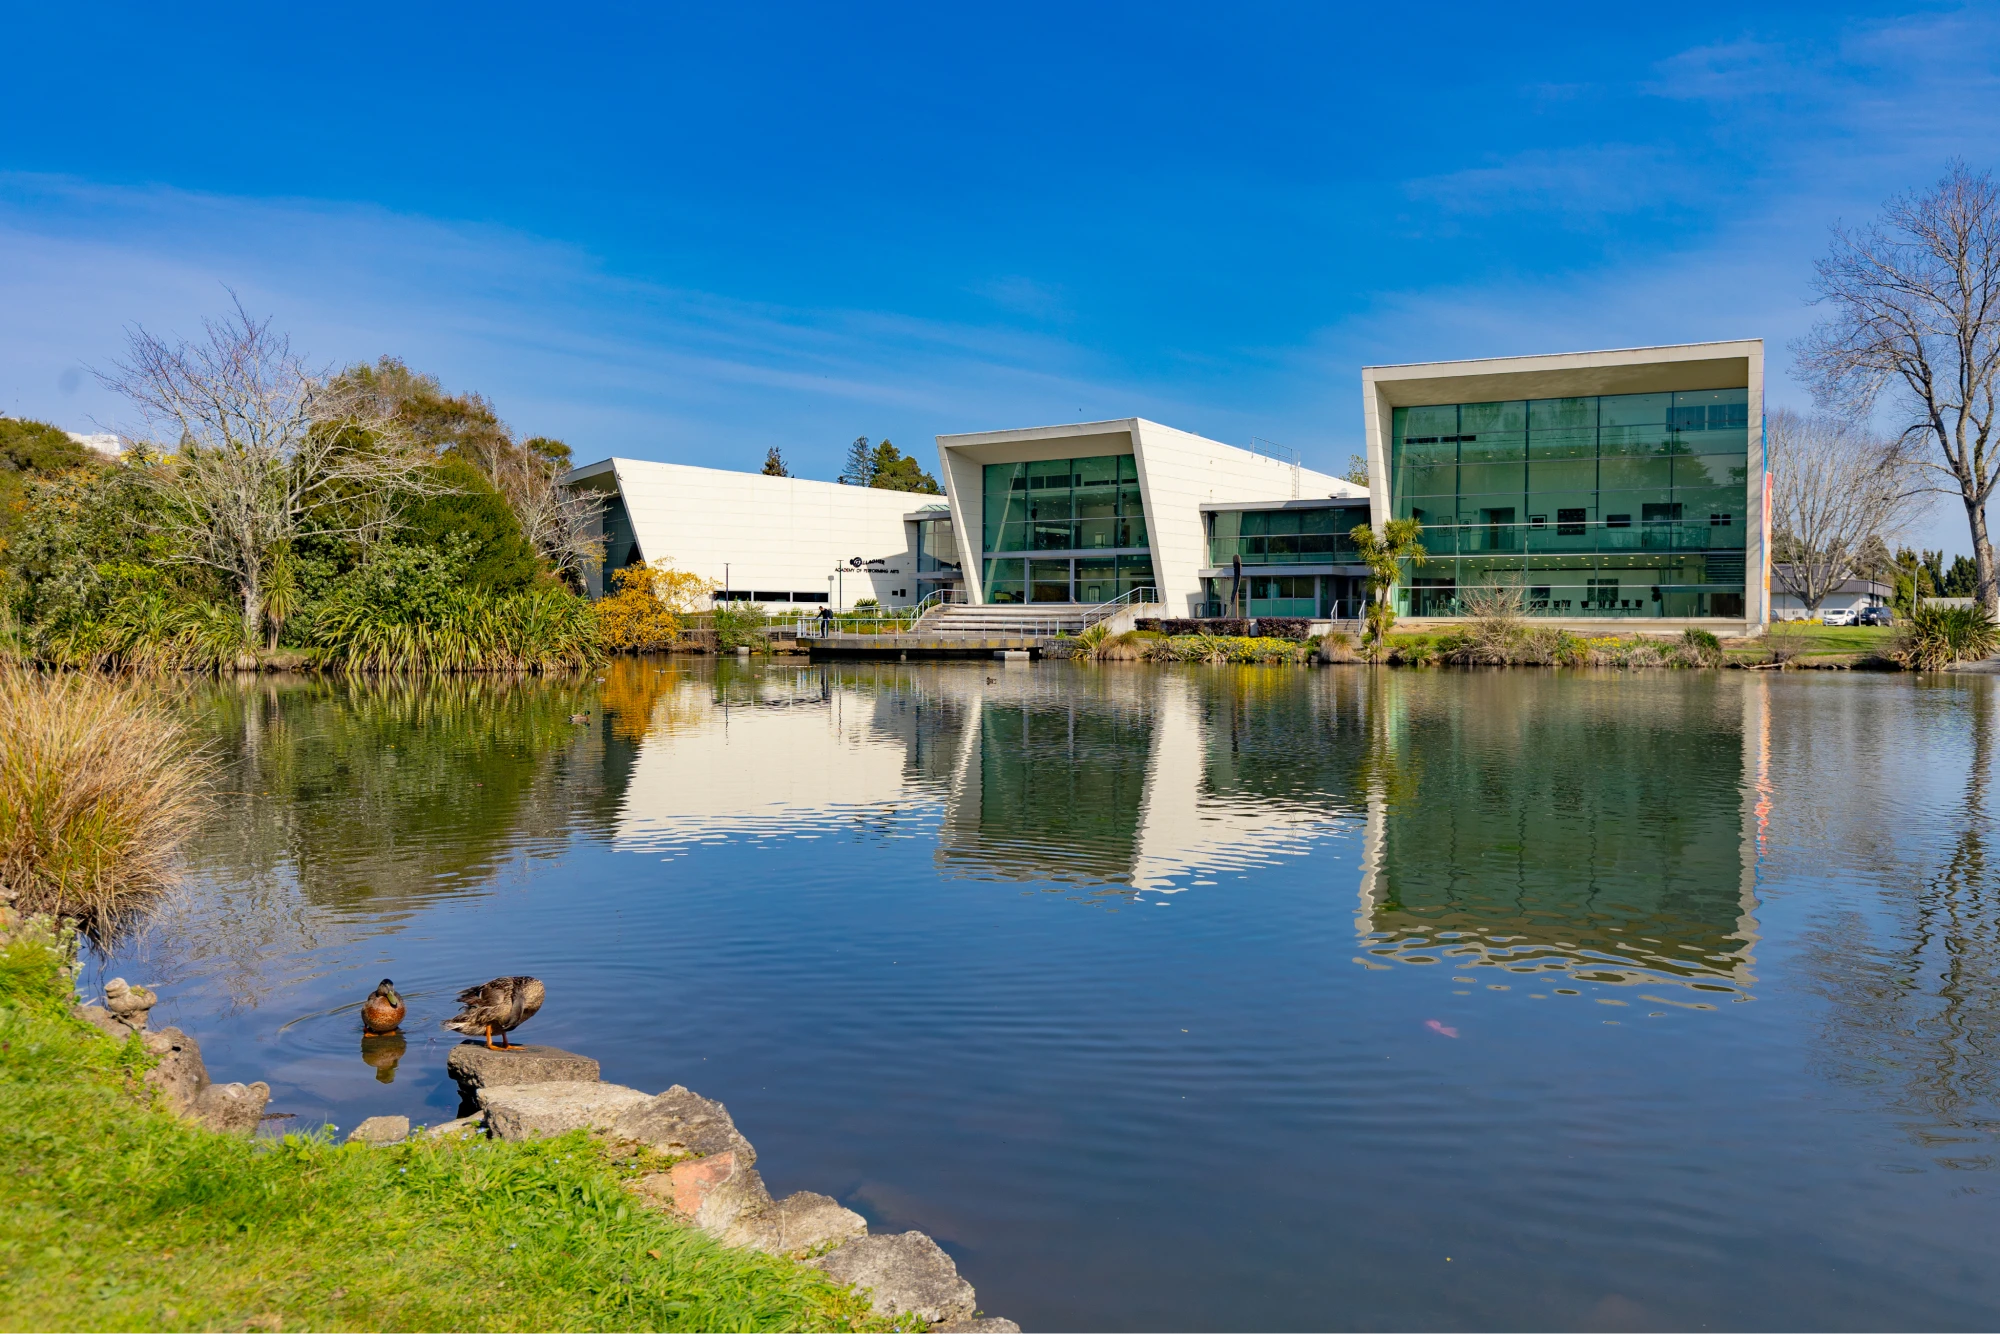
611, 664, 1345, 888
613, 666, 955, 852
1354, 673, 1760, 997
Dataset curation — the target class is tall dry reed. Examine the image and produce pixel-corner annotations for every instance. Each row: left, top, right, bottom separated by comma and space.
0, 670, 211, 934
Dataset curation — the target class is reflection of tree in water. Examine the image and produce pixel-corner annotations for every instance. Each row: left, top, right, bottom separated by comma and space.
1804, 688, 2000, 1166
108, 673, 636, 1007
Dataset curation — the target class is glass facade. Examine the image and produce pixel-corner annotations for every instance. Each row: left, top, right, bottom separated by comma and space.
1391, 388, 1752, 618
982, 455, 1155, 603
1205, 506, 1365, 566
915, 515, 961, 582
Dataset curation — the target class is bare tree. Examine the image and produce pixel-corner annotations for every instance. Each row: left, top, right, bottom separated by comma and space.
1768, 408, 1919, 613
1797, 162, 2000, 614
512, 440, 606, 584
99, 301, 437, 643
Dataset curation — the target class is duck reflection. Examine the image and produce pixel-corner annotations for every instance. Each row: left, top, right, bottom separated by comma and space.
359, 1032, 406, 1083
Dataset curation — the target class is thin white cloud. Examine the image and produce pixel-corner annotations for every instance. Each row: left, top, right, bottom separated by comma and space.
0, 175, 1206, 475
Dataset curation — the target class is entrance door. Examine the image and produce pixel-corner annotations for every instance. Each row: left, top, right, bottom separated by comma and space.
1029, 559, 1073, 603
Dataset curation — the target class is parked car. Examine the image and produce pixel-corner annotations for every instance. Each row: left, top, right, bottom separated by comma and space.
1820, 608, 1858, 626
1858, 606, 1895, 626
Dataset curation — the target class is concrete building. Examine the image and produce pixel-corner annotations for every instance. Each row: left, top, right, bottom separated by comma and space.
565, 339, 1768, 631
934, 418, 1357, 615
1363, 339, 1768, 630
565, 458, 925, 608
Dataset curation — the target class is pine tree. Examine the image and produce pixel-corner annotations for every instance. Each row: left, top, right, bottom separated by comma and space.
839, 436, 874, 486
761, 446, 790, 477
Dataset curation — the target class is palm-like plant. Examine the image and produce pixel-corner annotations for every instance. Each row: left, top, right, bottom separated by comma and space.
1348, 518, 1427, 650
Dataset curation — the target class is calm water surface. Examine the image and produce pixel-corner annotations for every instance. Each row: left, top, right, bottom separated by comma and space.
95, 661, 2000, 1330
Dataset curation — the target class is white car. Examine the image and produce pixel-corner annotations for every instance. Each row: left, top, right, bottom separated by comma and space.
1820, 608, 1857, 626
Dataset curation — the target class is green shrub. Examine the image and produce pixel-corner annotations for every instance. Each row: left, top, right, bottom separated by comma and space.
303, 547, 598, 673
1892, 601, 2000, 671
711, 602, 769, 652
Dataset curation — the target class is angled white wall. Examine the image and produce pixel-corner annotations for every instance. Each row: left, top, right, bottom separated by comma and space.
936, 418, 1356, 610
1129, 421, 1354, 612
570, 458, 922, 608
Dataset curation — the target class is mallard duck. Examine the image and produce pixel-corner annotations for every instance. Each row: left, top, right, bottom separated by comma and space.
361, 979, 405, 1036
442, 975, 544, 1050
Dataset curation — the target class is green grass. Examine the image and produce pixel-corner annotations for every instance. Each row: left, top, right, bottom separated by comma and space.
0, 927, 901, 1333
1760, 624, 1897, 655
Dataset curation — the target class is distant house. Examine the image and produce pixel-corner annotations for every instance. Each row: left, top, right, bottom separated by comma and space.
1770, 566, 1890, 620
66, 432, 123, 458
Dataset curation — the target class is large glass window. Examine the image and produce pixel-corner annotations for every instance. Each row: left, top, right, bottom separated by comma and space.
1389, 387, 1752, 617
915, 517, 960, 575
981, 453, 1149, 601
1206, 504, 1366, 565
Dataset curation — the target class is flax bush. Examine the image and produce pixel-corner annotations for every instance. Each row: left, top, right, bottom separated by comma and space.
1891, 601, 2000, 671
0, 670, 211, 934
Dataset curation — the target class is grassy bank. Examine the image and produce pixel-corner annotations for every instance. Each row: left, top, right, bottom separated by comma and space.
0, 923, 898, 1333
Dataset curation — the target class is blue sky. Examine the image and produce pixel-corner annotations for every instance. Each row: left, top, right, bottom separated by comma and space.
4, 2, 1998, 550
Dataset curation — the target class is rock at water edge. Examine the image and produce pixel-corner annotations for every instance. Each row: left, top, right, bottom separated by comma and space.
447, 1043, 600, 1090
934, 1320, 1022, 1333
72, 1003, 131, 1040
478, 1081, 651, 1140
627, 1150, 771, 1234
142, 1027, 208, 1117
608, 1085, 755, 1164
195, 1082, 271, 1135
346, 1115, 410, 1144
810, 1232, 977, 1325
720, 1190, 868, 1258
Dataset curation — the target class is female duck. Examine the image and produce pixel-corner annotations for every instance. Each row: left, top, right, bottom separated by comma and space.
442, 976, 544, 1050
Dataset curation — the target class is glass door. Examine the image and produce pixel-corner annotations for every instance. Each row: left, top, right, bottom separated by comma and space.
1029, 559, 1073, 603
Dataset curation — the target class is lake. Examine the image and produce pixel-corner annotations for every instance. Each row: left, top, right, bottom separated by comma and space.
94, 659, 2000, 1331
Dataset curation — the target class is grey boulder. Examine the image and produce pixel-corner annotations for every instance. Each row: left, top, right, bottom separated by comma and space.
608, 1084, 755, 1164
934, 1321, 1022, 1333
142, 1027, 208, 1117
346, 1115, 410, 1145
72, 1003, 131, 1040
810, 1232, 977, 1325
722, 1190, 868, 1258
447, 1043, 600, 1091
477, 1080, 651, 1140
194, 1081, 270, 1135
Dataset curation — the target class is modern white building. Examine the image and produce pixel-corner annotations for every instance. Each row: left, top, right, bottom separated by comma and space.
565, 458, 927, 607
566, 420, 1358, 616
566, 339, 1769, 630
934, 418, 1357, 614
